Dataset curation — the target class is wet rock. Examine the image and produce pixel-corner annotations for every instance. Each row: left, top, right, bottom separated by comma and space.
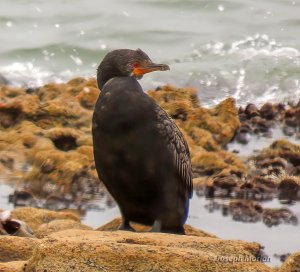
70, 167, 99, 197
279, 252, 300, 272
283, 125, 296, 137
252, 176, 277, 191
237, 176, 277, 200
24, 229, 272, 272
235, 131, 250, 144
25, 87, 38, 94
227, 200, 263, 223
210, 170, 243, 197
44, 195, 71, 210
250, 116, 273, 133
8, 189, 38, 207
262, 208, 298, 227
278, 177, 300, 192
278, 177, 300, 203
245, 103, 259, 118
274, 253, 291, 263
259, 103, 277, 120
256, 157, 287, 169
252, 140, 300, 174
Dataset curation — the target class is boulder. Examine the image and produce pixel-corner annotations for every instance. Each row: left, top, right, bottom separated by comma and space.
11, 207, 80, 233
25, 229, 273, 272
279, 252, 300, 272
0, 236, 38, 262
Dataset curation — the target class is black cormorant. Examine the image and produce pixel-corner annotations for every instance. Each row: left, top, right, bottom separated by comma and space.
92, 48, 193, 234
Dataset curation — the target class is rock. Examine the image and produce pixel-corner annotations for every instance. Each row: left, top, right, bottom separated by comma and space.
269, 140, 300, 166
11, 207, 80, 233
149, 86, 240, 145
8, 190, 38, 207
76, 85, 99, 110
250, 116, 273, 133
245, 104, 259, 118
235, 131, 251, 144
0, 211, 35, 237
279, 252, 300, 272
0, 236, 38, 262
227, 200, 263, 223
0, 79, 247, 202
192, 149, 246, 177
36, 219, 92, 238
24, 229, 272, 272
97, 217, 217, 238
274, 253, 291, 263
0, 261, 26, 272
278, 177, 300, 203
262, 208, 298, 227
259, 103, 277, 120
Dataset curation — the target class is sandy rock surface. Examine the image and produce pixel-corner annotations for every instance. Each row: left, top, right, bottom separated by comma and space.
24, 229, 273, 272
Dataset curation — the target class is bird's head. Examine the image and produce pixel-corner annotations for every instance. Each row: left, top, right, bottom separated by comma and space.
97, 48, 170, 89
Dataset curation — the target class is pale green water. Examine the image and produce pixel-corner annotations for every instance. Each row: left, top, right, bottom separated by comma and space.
0, 0, 300, 105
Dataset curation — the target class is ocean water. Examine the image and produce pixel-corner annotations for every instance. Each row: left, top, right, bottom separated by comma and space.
0, 0, 300, 106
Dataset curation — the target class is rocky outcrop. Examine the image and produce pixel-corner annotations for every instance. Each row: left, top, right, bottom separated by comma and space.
24, 229, 273, 272
0, 78, 246, 208
0, 236, 38, 262
11, 207, 81, 233
279, 252, 300, 272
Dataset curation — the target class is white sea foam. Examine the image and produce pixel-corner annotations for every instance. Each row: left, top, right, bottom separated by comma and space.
0, 62, 63, 87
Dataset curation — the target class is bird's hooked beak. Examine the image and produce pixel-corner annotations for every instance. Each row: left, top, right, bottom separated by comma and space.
131, 62, 170, 78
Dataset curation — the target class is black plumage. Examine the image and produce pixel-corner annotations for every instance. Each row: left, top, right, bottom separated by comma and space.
92, 48, 192, 234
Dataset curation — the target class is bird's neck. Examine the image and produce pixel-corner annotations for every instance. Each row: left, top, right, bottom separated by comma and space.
97, 62, 126, 90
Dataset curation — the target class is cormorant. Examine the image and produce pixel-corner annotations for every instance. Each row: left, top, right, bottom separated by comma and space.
92, 48, 193, 234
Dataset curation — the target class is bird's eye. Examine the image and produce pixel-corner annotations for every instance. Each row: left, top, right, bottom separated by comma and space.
133, 62, 140, 68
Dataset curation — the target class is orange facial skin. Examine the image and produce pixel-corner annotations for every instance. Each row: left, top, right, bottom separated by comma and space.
132, 62, 170, 76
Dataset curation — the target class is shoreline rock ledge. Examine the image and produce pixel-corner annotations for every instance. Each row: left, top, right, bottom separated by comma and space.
23, 230, 272, 272
0, 211, 298, 272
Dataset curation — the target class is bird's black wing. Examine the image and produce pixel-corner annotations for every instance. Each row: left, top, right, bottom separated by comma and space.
154, 106, 193, 197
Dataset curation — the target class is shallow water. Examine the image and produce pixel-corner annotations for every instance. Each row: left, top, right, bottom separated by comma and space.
228, 126, 300, 157
0, 0, 300, 105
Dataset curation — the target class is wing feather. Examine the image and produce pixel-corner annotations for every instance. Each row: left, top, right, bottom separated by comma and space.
154, 106, 193, 197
